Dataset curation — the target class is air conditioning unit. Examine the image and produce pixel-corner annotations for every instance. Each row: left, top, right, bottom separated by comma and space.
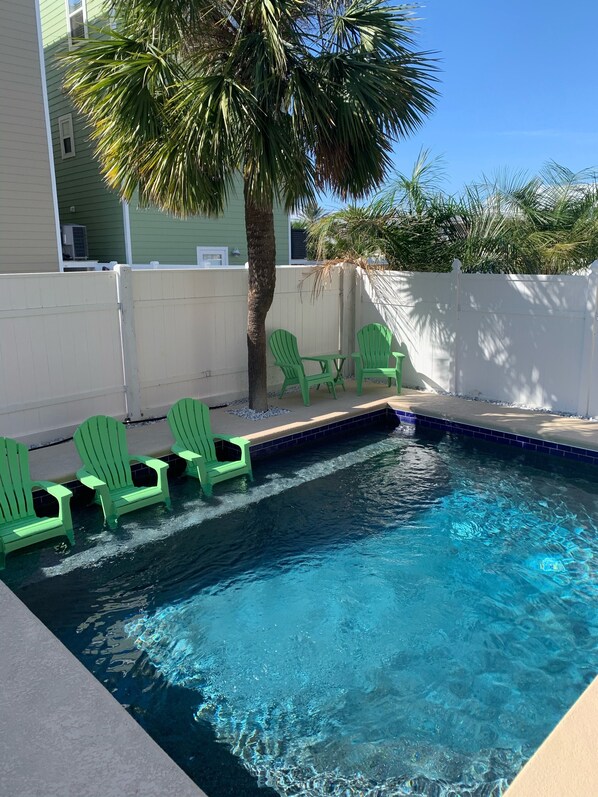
61, 224, 88, 260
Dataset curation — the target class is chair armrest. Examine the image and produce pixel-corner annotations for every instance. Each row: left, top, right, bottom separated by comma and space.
32, 480, 73, 531
76, 469, 107, 491
216, 434, 251, 450
130, 454, 169, 472
76, 469, 115, 524
32, 480, 73, 501
171, 445, 203, 464
130, 455, 169, 497
171, 445, 209, 483
392, 351, 406, 361
351, 353, 362, 360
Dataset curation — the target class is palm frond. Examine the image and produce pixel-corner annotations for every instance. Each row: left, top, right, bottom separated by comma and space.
63, 0, 437, 217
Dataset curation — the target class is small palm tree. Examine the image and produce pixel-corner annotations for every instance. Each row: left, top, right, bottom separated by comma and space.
310, 151, 460, 270
64, 0, 436, 410
310, 156, 598, 274
480, 163, 598, 273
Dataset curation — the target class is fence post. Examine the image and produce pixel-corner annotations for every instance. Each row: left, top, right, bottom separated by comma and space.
577, 260, 598, 417
451, 259, 462, 395
114, 264, 143, 421
340, 263, 357, 376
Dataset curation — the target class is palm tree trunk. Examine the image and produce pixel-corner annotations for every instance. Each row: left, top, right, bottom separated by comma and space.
244, 182, 277, 412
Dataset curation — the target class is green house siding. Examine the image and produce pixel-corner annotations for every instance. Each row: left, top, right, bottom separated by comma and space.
40, 0, 290, 267
274, 204, 291, 265
40, 0, 125, 263
129, 195, 290, 266
0, 0, 60, 272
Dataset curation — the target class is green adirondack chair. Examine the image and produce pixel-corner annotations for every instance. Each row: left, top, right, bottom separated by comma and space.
352, 323, 406, 395
269, 329, 337, 407
74, 416, 170, 528
0, 436, 73, 569
167, 398, 252, 497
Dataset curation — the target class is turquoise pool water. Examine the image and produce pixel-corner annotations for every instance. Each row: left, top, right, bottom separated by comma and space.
6, 426, 598, 797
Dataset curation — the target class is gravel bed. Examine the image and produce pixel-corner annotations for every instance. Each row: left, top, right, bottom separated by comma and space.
227, 405, 291, 421
434, 389, 598, 421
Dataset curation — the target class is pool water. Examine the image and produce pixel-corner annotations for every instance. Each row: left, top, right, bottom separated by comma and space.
5, 426, 598, 797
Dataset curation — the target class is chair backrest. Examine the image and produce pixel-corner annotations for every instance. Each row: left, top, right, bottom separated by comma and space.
74, 416, 133, 490
269, 329, 304, 380
167, 398, 217, 462
356, 323, 393, 368
0, 437, 35, 523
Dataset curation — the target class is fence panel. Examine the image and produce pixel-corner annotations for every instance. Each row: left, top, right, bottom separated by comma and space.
0, 272, 126, 444
457, 275, 587, 413
359, 270, 457, 392
132, 266, 341, 416
360, 269, 595, 415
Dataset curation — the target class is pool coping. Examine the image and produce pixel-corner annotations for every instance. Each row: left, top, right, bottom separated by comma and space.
249, 401, 598, 463
387, 407, 598, 464
33, 402, 598, 511
503, 675, 598, 797
27, 386, 598, 492
10, 385, 598, 796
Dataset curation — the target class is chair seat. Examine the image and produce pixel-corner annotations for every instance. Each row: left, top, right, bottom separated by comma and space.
304, 371, 332, 383
0, 515, 64, 546
278, 370, 329, 385
362, 366, 398, 376
207, 459, 250, 477
110, 484, 165, 509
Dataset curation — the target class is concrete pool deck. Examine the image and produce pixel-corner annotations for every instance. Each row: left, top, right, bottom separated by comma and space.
504, 676, 598, 797
6, 382, 598, 796
0, 579, 206, 797
27, 382, 598, 484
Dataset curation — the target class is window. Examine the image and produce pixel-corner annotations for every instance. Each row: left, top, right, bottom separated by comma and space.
197, 247, 229, 267
58, 114, 76, 159
66, 0, 87, 47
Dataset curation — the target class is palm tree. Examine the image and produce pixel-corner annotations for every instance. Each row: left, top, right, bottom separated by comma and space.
310, 151, 462, 270
63, 0, 437, 410
478, 163, 598, 273
309, 156, 598, 274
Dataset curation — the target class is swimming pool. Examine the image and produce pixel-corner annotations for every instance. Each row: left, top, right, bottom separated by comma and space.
5, 425, 598, 797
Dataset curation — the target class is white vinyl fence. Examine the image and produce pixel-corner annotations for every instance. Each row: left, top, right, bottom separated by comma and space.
3, 262, 598, 447
0, 266, 341, 445
0, 272, 126, 444
358, 263, 598, 417
131, 266, 341, 417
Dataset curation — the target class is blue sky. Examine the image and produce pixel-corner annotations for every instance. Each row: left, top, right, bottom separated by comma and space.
332, 0, 598, 203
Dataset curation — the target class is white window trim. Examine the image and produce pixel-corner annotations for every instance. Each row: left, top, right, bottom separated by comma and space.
58, 114, 76, 159
65, 0, 88, 49
197, 246, 229, 268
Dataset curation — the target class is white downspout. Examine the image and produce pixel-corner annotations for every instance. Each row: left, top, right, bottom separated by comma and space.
122, 200, 133, 265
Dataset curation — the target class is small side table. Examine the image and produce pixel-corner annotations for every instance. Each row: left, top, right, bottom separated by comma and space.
302, 354, 347, 391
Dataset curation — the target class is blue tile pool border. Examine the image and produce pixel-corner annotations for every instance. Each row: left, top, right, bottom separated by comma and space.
248, 407, 389, 460
248, 405, 598, 465
33, 404, 598, 511
388, 407, 598, 466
